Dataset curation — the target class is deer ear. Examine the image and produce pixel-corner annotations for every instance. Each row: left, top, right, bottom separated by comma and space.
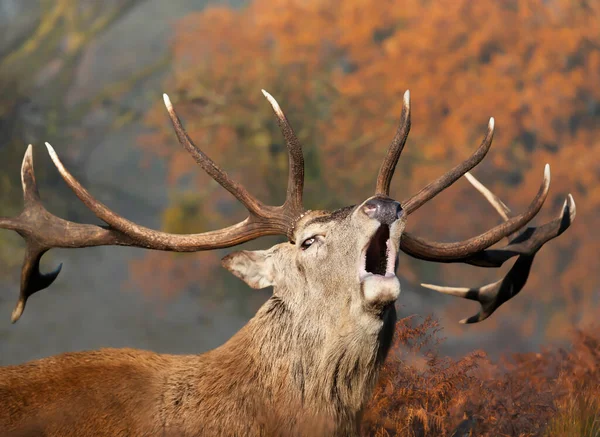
221, 250, 276, 289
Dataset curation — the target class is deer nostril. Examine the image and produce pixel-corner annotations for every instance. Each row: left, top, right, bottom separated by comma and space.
396, 204, 404, 219
363, 204, 377, 217
363, 197, 403, 225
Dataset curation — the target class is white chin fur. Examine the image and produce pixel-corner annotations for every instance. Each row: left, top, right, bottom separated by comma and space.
362, 274, 400, 306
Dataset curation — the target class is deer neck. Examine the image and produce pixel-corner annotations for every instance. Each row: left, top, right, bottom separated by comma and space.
207, 292, 397, 430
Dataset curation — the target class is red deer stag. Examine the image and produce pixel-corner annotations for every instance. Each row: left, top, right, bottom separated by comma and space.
0, 90, 575, 436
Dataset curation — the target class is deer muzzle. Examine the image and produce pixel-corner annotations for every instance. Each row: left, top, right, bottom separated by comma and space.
362, 197, 403, 225
359, 218, 402, 309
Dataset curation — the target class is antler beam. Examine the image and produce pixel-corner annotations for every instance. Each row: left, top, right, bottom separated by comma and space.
400, 164, 550, 261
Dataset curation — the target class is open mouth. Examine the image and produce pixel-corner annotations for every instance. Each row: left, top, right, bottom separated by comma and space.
360, 224, 398, 281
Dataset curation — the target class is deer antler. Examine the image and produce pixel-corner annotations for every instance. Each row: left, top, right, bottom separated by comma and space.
0, 91, 305, 322
421, 174, 576, 323
375, 91, 575, 322
376, 96, 554, 261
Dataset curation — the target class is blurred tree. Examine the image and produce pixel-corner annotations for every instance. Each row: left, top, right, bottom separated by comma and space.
0, 0, 165, 276
136, 0, 598, 342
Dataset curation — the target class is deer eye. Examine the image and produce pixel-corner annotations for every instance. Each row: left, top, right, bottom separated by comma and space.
300, 237, 316, 250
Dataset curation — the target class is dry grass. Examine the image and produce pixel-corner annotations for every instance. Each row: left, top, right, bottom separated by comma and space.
362, 317, 600, 437
545, 391, 600, 437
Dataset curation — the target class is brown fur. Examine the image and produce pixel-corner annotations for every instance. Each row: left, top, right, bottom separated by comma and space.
0, 198, 406, 436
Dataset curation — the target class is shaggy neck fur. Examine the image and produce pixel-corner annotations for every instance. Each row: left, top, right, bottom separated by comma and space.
172, 293, 396, 436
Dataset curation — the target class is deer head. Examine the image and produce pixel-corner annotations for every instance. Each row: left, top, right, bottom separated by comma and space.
0, 89, 576, 435
226, 195, 404, 312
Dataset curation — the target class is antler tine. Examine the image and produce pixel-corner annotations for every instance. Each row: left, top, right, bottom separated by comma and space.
421, 193, 576, 323
12, 246, 63, 324
375, 90, 411, 196
400, 164, 551, 261
402, 117, 495, 214
20, 144, 42, 207
163, 94, 266, 216
464, 171, 511, 221
261, 89, 305, 214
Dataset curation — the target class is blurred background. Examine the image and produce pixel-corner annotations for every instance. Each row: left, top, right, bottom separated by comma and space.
0, 0, 598, 366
